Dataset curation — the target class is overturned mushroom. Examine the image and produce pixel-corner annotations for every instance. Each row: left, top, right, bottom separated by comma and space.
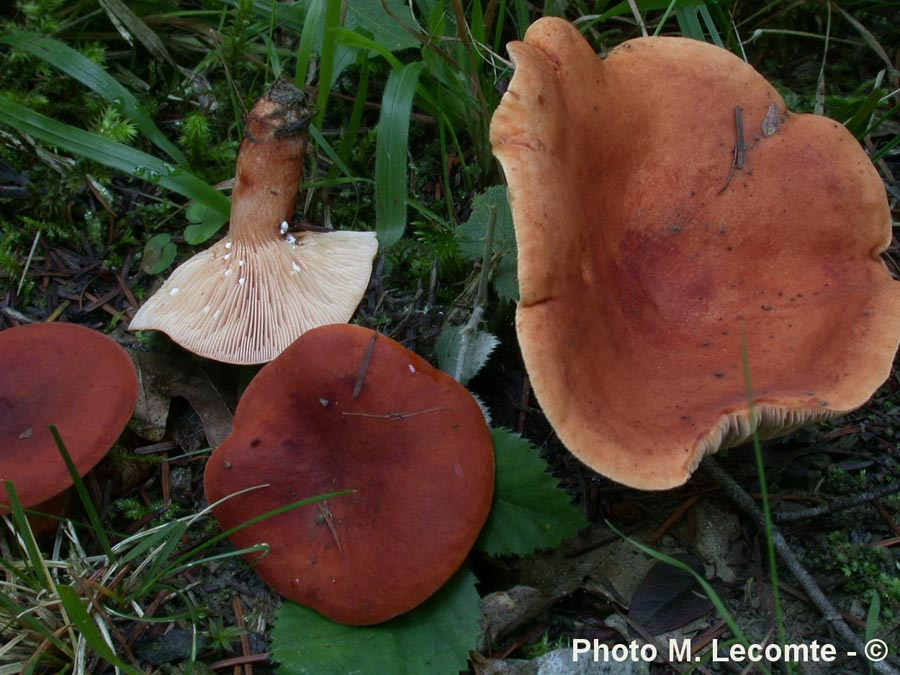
129, 81, 378, 365
491, 18, 900, 490
0, 322, 138, 511
204, 324, 495, 625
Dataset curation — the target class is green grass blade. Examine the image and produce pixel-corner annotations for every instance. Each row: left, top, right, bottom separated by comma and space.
295, 0, 325, 86
49, 427, 114, 562
871, 133, 900, 163
114, 518, 189, 567
141, 520, 193, 585
0, 30, 188, 167
0, 591, 71, 656
698, 4, 724, 47
740, 335, 790, 671
375, 61, 424, 248
56, 585, 141, 675
3, 482, 52, 593
314, 0, 344, 128
185, 489, 354, 564
308, 123, 356, 180
0, 97, 230, 219
136, 489, 353, 594
96, 0, 179, 69
334, 51, 370, 173
865, 590, 881, 642
859, 101, 900, 139
834, 5, 894, 73
608, 521, 772, 675
674, 5, 706, 41
332, 27, 404, 70
653, 0, 679, 37
844, 85, 887, 139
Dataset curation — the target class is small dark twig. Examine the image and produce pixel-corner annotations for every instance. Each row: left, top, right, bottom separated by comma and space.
702, 455, 900, 675
774, 481, 900, 523
718, 106, 746, 194
352, 332, 378, 399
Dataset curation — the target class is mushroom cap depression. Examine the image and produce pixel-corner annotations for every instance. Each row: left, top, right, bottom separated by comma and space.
0, 322, 138, 509
204, 324, 495, 625
491, 18, 900, 490
129, 81, 378, 365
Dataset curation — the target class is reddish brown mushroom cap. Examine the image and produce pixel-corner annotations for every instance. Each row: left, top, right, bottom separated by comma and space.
491, 18, 900, 489
204, 324, 495, 625
0, 323, 138, 509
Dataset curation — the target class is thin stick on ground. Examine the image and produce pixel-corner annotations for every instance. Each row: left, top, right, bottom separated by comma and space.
773, 481, 900, 523
701, 455, 900, 675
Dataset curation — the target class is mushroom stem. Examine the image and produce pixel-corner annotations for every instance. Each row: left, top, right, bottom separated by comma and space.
229, 80, 310, 245
702, 456, 900, 675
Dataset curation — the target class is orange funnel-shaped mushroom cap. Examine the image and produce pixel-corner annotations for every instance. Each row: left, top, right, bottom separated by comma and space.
129, 81, 377, 365
0, 323, 138, 510
204, 324, 495, 625
491, 18, 900, 490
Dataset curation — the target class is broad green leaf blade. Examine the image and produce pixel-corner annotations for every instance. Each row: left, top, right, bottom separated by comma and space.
478, 428, 587, 557
455, 186, 518, 302
0, 97, 230, 220
272, 568, 481, 675
141, 233, 177, 274
375, 61, 424, 248
184, 201, 230, 245
344, 0, 419, 54
0, 30, 187, 166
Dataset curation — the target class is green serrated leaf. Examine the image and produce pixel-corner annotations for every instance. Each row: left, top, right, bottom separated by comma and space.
375, 61, 424, 248
271, 568, 481, 675
436, 324, 498, 385
478, 428, 587, 557
455, 186, 518, 302
141, 233, 177, 274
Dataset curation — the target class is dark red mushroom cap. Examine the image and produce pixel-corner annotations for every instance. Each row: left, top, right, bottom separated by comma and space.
0, 323, 138, 510
204, 323, 495, 625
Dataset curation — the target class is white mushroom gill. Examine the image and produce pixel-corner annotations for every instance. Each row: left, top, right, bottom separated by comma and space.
129, 231, 377, 364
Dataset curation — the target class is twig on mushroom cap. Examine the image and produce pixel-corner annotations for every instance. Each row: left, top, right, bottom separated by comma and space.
702, 456, 900, 675
129, 81, 378, 365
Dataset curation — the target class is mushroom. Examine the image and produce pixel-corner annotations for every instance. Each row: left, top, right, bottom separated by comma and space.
129, 81, 378, 365
491, 18, 900, 490
0, 322, 138, 511
203, 323, 495, 625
